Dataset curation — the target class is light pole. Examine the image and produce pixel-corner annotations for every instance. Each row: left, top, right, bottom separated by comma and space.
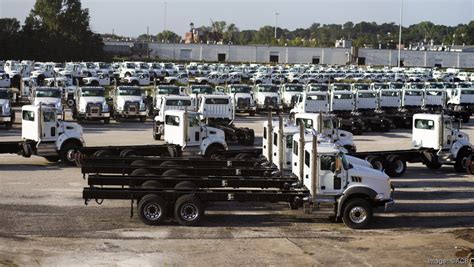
397, 0, 403, 67
274, 11, 279, 39
164, 0, 167, 32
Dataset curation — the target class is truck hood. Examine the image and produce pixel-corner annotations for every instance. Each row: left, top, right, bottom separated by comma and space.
79, 97, 105, 109
256, 92, 279, 102
346, 155, 371, 168
347, 164, 392, 198
60, 121, 84, 139
34, 97, 61, 106
231, 93, 252, 100
117, 95, 142, 106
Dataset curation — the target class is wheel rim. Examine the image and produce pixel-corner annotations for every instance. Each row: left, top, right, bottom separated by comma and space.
144, 203, 162, 221
66, 149, 76, 162
393, 160, 404, 173
349, 206, 367, 224
180, 203, 199, 221
373, 161, 383, 170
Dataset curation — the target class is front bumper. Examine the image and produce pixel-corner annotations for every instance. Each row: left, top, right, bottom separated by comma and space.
80, 112, 110, 118
0, 115, 11, 122
118, 110, 147, 117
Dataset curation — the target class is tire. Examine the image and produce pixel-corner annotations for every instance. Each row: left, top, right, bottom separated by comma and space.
44, 156, 60, 162
162, 169, 183, 176
138, 194, 167, 225
365, 156, 384, 171
140, 116, 146, 123
174, 181, 197, 189
119, 149, 138, 157
141, 180, 163, 189
93, 149, 114, 157
342, 198, 373, 229
422, 152, 442, 169
5, 121, 12, 130
60, 142, 82, 166
386, 156, 406, 177
174, 194, 204, 226
462, 114, 470, 123
104, 117, 110, 124
131, 160, 148, 166
130, 168, 150, 176
204, 145, 225, 159
454, 148, 471, 173
249, 110, 256, 116
246, 128, 255, 146
160, 160, 177, 167
67, 99, 75, 108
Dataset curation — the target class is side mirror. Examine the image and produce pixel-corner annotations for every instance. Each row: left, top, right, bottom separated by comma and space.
330, 162, 336, 172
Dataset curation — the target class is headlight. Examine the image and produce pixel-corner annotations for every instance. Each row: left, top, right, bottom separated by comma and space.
102, 102, 109, 112
140, 102, 145, 111
375, 193, 385, 200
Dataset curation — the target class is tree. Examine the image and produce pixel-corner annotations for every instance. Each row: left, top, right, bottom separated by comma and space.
22, 0, 104, 61
156, 30, 181, 43
0, 18, 21, 58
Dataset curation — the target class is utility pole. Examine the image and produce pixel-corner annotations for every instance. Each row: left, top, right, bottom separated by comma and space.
274, 11, 279, 39
164, 0, 167, 32
397, 0, 403, 67
147, 26, 150, 59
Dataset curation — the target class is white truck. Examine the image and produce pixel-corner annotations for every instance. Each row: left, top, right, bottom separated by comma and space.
0, 88, 14, 129
72, 87, 110, 124
153, 95, 194, 140
163, 110, 228, 158
253, 84, 282, 113
152, 85, 187, 116
164, 73, 189, 85
446, 84, 474, 123
0, 105, 84, 165
0, 72, 11, 87
281, 83, 304, 110
112, 86, 147, 122
226, 84, 256, 116
31, 87, 63, 116
122, 70, 150, 86
83, 72, 111, 86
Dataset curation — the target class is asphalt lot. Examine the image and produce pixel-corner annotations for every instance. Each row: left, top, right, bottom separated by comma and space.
0, 111, 473, 266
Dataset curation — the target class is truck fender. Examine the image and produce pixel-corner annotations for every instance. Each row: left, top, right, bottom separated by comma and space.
336, 186, 377, 218
450, 141, 472, 159
200, 137, 228, 156
56, 136, 84, 151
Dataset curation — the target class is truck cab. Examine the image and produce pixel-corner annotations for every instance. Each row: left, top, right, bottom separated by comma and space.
122, 70, 150, 86
280, 83, 304, 110
152, 85, 186, 115
297, 139, 394, 228
401, 88, 423, 112
163, 110, 228, 158
153, 95, 194, 140
446, 85, 474, 122
0, 72, 11, 88
0, 88, 14, 129
291, 91, 329, 114
412, 113, 472, 172
112, 86, 147, 122
83, 72, 111, 86
378, 89, 401, 111
73, 87, 110, 124
197, 94, 234, 121
21, 105, 84, 165
31, 87, 63, 116
254, 84, 282, 113
226, 84, 256, 116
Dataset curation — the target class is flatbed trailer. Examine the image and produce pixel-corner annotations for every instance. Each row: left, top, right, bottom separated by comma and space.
78, 144, 181, 158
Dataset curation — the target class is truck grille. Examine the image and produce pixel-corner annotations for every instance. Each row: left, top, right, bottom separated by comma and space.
125, 101, 140, 113
264, 97, 278, 106
86, 102, 102, 114
237, 98, 250, 109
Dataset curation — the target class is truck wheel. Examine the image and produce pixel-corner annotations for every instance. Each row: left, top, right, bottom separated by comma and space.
204, 145, 225, 159
462, 114, 470, 123
131, 168, 150, 176
342, 198, 373, 229
454, 148, 471, 173
93, 149, 113, 157
60, 142, 82, 166
386, 157, 406, 177
5, 121, 13, 130
422, 152, 442, 169
153, 122, 161, 140
174, 194, 204, 226
366, 156, 384, 171
162, 169, 183, 176
160, 161, 178, 167
140, 116, 146, 123
249, 110, 256, 116
119, 149, 138, 157
246, 128, 255, 146
104, 117, 110, 124
67, 99, 75, 108
141, 180, 163, 189
44, 156, 60, 162
174, 181, 197, 189
131, 160, 148, 166
138, 194, 167, 225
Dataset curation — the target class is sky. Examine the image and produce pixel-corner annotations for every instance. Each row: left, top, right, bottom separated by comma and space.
1, 0, 473, 37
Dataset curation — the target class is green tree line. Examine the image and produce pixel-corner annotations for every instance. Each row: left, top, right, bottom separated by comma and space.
0, 0, 104, 61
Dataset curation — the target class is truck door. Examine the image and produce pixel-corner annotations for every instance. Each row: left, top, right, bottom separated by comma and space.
186, 114, 201, 146
41, 109, 57, 142
443, 118, 453, 149
318, 155, 341, 194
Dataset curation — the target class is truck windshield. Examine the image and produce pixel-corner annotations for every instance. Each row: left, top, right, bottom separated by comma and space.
353, 84, 369, 90
358, 92, 376, 98
118, 88, 141, 96
231, 86, 251, 93
81, 89, 104, 97
285, 85, 303, 92
192, 87, 213, 94
36, 90, 61, 98
0, 91, 8, 99
332, 84, 351, 91
166, 99, 192, 106
309, 85, 328, 91
373, 84, 389, 90
205, 98, 229, 104
259, 86, 278, 93
125, 63, 135, 69
158, 87, 179, 95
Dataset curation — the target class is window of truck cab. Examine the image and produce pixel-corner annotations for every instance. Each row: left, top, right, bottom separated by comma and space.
165, 115, 180, 126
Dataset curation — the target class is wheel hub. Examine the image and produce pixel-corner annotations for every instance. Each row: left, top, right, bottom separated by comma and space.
181, 204, 198, 221
349, 206, 367, 224
144, 204, 162, 220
